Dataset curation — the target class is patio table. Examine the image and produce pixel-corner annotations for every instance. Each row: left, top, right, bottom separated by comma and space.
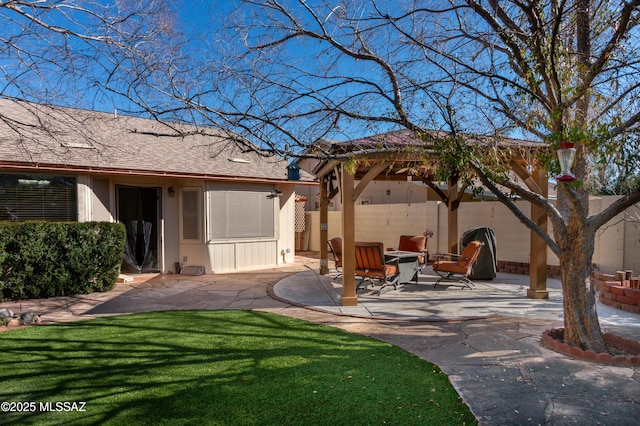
385, 251, 420, 284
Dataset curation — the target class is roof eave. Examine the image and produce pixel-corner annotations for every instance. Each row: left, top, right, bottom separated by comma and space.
0, 161, 318, 185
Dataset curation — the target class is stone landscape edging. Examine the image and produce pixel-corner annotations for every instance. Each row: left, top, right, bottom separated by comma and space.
542, 328, 640, 367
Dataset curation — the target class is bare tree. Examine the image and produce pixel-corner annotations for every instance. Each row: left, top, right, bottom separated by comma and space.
151, 0, 640, 353
0, 0, 177, 112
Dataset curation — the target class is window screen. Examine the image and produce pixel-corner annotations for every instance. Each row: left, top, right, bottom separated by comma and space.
181, 188, 201, 241
209, 186, 275, 240
0, 173, 77, 221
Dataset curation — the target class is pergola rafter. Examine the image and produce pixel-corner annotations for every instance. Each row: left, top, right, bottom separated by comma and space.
314, 129, 550, 306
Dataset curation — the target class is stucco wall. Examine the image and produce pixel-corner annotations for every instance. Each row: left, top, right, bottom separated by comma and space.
304, 197, 640, 274
204, 183, 298, 273
595, 196, 640, 274
624, 204, 640, 273
278, 185, 297, 265
304, 201, 555, 265
84, 174, 182, 274
161, 179, 180, 273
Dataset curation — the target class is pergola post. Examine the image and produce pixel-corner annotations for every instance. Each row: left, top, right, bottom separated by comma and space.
319, 174, 329, 275
341, 164, 358, 306
527, 167, 549, 299
447, 174, 460, 253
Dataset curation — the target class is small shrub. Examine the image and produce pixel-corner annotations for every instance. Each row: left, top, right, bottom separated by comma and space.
0, 222, 125, 301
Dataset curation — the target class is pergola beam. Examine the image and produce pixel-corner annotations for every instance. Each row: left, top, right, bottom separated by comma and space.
314, 159, 340, 180
510, 160, 543, 194
354, 162, 389, 201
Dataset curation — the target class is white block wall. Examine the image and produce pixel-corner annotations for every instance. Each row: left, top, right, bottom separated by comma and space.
303, 196, 640, 274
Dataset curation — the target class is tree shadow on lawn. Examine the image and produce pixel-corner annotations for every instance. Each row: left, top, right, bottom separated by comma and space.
0, 310, 475, 425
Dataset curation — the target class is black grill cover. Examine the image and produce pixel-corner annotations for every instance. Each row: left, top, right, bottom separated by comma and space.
460, 227, 497, 280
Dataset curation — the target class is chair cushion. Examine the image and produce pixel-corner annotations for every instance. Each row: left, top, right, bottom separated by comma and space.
329, 238, 343, 267
433, 260, 468, 274
356, 269, 384, 279
385, 264, 398, 276
398, 235, 426, 253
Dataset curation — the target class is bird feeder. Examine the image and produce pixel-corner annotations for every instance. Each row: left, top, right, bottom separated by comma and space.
556, 142, 576, 182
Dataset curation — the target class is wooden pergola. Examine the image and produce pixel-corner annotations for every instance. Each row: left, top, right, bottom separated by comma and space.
313, 129, 550, 306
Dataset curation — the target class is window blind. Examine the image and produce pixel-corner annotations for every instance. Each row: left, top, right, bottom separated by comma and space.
208, 186, 275, 240
0, 174, 77, 221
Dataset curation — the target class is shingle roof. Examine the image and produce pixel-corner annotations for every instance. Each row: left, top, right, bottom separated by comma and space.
0, 99, 315, 183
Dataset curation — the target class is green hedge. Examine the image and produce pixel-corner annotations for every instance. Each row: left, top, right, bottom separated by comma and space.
0, 222, 126, 301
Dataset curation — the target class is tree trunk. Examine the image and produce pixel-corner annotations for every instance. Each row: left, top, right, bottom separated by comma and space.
554, 0, 608, 354
557, 215, 607, 353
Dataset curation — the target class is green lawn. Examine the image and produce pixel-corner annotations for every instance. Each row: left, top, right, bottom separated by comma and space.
0, 311, 476, 425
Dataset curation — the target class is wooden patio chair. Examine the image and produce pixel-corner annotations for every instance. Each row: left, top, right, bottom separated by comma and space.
432, 240, 484, 289
355, 242, 400, 295
327, 237, 342, 278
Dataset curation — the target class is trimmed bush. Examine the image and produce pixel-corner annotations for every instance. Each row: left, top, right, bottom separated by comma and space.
0, 222, 125, 301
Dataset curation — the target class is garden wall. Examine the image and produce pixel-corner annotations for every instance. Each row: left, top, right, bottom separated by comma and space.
592, 271, 640, 315
303, 195, 640, 276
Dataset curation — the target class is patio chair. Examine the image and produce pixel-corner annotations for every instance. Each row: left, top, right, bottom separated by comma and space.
355, 242, 400, 295
327, 237, 343, 277
396, 234, 429, 266
432, 240, 484, 289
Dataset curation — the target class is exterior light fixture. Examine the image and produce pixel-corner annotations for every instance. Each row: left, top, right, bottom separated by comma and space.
556, 142, 576, 182
168, 186, 176, 197
267, 189, 283, 199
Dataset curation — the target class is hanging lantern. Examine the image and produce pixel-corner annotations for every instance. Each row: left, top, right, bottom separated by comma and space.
556, 142, 576, 182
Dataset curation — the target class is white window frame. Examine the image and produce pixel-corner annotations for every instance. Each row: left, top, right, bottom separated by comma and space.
207, 183, 277, 242
0, 173, 77, 222
180, 187, 202, 243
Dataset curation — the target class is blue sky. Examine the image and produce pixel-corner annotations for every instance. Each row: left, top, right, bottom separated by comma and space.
0, 1, 536, 147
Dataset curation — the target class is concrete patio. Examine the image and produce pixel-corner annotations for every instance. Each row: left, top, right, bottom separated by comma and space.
273, 264, 640, 330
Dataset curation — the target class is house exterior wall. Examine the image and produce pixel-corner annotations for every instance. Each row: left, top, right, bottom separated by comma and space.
86, 174, 180, 274
162, 179, 180, 273
82, 174, 300, 275
206, 241, 279, 271
278, 185, 297, 265
77, 175, 93, 222
70, 167, 637, 276
90, 178, 112, 221
179, 180, 206, 272
0, 99, 313, 276
202, 182, 296, 273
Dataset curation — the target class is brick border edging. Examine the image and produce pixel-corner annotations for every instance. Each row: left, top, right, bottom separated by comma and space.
541, 328, 640, 367
496, 260, 561, 279
593, 273, 640, 314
